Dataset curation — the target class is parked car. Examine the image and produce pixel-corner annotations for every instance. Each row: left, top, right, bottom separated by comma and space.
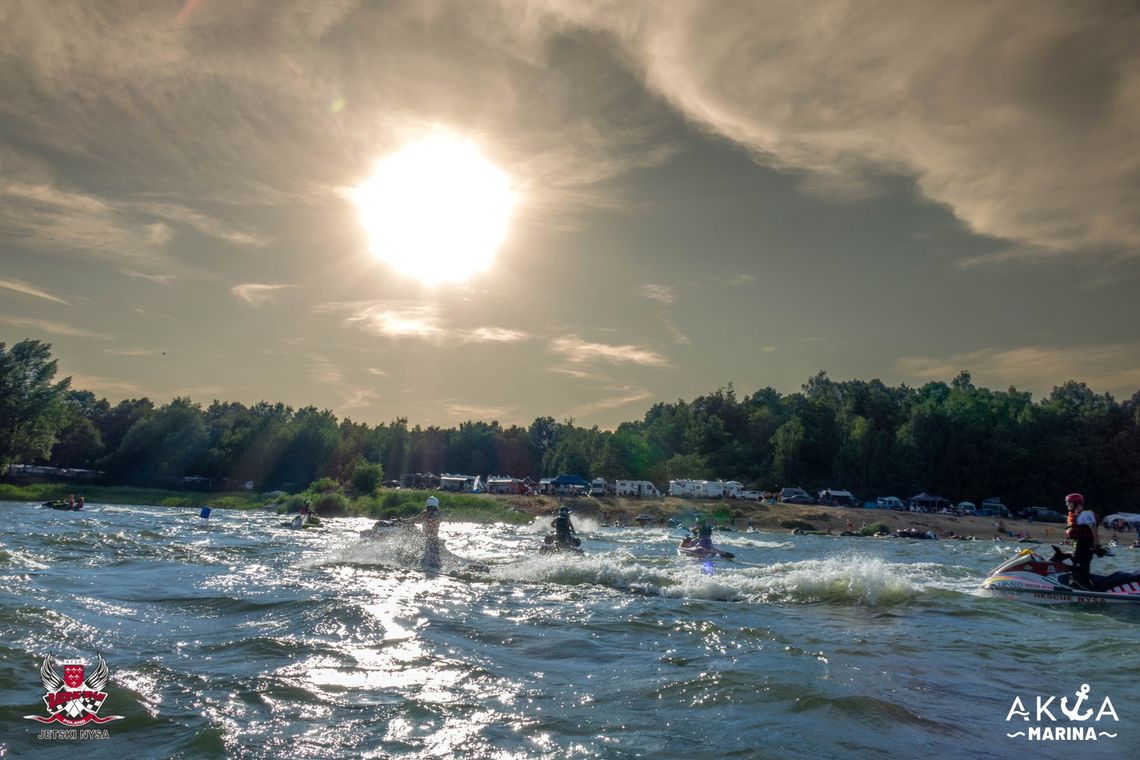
1025, 506, 1066, 523
877, 496, 905, 511
779, 487, 816, 505
956, 501, 977, 516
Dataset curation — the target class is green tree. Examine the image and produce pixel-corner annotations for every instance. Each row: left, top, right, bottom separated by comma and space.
104, 397, 209, 485
0, 340, 71, 469
350, 458, 384, 496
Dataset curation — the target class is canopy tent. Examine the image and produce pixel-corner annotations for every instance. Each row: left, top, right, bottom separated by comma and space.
819, 488, 857, 506
550, 474, 589, 487
1101, 513, 1140, 531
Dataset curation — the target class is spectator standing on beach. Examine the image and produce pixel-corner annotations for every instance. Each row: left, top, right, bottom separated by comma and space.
1064, 492, 1100, 590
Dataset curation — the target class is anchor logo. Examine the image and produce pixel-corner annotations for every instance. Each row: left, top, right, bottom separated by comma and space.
1059, 684, 1094, 722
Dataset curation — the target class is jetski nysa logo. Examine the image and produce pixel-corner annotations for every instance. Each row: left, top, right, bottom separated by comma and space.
1005, 683, 1119, 741
23, 653, 125, 727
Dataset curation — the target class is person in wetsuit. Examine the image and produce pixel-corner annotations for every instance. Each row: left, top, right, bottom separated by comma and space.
550, 506, 579, 548
694, 520, 714, 550
407, 496, 443, 565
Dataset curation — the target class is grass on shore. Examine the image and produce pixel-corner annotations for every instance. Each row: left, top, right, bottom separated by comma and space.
0, 482, 536, 525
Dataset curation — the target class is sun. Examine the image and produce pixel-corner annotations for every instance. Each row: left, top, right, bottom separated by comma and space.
354, 133, 516, 284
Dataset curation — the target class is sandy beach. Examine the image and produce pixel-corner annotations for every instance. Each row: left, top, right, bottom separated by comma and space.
503, 494, 1112, 545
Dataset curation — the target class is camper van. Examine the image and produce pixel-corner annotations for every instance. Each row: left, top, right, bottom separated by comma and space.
589, 478, 608, 497
616, 480, 661, 498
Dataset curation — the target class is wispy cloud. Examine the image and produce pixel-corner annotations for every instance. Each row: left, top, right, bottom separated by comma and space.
565, 385, 653, 417
893, 344, 1140, 397
463, 327, 529, 343
638, 284, 677, 304
337, 386, 379, 412
0, 314, 110, 339
0, 277, 71, 306
344, 302, 445, 339
443, 402, 511, 422
318, 300, 529, 345
307, 361, 344, 384
558, 2, 1140, 256
231, 283, 296, 307
66, 373, 148, 397
103, 347, 162, 357
551, 335, 669, 367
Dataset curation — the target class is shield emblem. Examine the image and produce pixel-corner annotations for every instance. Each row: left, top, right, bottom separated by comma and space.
64, 664, 84, 689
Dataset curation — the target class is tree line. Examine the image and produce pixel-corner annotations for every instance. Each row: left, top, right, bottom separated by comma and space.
3, 339, 1139, 510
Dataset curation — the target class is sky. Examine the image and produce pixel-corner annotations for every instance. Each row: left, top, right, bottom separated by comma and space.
1, 0, 1138, 430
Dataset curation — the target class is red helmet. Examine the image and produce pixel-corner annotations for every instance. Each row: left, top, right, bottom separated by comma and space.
1065, 492, 1084, 507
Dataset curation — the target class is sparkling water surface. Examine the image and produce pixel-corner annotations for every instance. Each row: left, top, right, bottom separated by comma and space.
1, 501, 1136, 759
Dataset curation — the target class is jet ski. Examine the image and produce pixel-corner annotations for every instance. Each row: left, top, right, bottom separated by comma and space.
539, 534, 583, 556
43, 500, 82, 511
677, 536, 734, 560
982, 545, 1140, 605
359, 519, 401, 538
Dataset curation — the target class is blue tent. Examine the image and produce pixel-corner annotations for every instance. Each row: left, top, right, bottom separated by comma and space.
550, 474, 589, 487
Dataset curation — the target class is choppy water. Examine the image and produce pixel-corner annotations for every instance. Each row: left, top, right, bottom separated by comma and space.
1, 501, 1136, 759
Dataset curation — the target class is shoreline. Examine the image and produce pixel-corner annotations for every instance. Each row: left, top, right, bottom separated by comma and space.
499, 494, 1100, 544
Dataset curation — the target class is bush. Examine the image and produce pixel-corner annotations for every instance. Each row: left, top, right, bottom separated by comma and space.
350, 460, 384, 497
861, 522, 891, 536
310, 477, 340, 494
780, 519, 816, 531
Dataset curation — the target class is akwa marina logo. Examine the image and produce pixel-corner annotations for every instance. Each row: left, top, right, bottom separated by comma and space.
23, 653, 125, 727
1005, 683, 1119, 741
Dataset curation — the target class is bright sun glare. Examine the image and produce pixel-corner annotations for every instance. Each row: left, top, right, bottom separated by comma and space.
354, 133, 516, 284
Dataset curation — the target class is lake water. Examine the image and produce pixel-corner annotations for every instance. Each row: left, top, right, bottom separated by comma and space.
1, 501, 1136, 759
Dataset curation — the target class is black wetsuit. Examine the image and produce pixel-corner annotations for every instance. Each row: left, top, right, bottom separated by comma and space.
552, 515, 577, 546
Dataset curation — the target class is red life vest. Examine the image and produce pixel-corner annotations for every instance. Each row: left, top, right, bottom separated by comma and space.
1066, 510, 1094, 542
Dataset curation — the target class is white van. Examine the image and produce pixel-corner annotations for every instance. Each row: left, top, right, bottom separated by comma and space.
876, 496, 905, 510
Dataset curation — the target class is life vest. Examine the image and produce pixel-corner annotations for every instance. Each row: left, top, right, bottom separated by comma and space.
553, 515, 572, 538
1066, 511, 1094, 542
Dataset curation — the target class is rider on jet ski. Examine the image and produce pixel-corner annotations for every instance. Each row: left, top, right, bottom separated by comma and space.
1064, 492, 1101, 590
550, 506, 580, 548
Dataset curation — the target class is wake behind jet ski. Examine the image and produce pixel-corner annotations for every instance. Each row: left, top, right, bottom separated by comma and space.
982, 545, 1140, 606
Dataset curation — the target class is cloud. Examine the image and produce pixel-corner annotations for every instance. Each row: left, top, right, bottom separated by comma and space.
463, 327, 529, 343
319, 300, 446, 339
638, 284, 677, 304
103, 347, 162, 357
0, 168, 267, 273
893, 343, 1140, 397
0, 314, 110, 339
551, 335, 669, 366
337, 386, 379, 412
443, 401, 512, 421
307, 361, 344, 384
551, 1, 1140, 256
565, 385, 653, 417
0, 277, 71, 306
66, 373, 149, 397
231, 283, 296, 307
319, 300, 530, 345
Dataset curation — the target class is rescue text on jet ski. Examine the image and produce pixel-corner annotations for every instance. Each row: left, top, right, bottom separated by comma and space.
982, 545, 1140, 605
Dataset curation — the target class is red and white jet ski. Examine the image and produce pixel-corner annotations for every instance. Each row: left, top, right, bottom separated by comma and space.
982, 545, 1140, 606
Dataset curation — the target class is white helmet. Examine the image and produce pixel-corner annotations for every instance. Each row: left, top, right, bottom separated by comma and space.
426, 496, 440, 509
